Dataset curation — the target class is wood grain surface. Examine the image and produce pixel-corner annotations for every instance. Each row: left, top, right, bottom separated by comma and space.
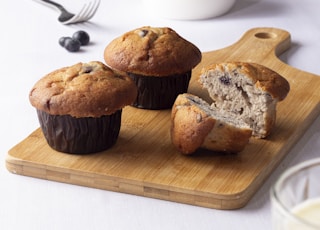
6, 27, 320, 209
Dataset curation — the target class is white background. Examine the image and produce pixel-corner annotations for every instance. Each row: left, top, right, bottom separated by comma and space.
0, 0, 319, 229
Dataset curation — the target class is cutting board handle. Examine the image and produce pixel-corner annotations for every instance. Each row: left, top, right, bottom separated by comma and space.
240, 27, 291, 56
203, 27, 291, 65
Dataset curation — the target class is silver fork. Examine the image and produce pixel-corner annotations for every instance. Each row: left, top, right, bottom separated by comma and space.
37, 0, 100, 25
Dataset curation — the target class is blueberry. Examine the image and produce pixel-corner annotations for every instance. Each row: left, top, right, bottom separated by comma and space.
219, 75, 231, 85
64, 38, 81, 52
59, 37, 71, 47
72, 30, 90, 46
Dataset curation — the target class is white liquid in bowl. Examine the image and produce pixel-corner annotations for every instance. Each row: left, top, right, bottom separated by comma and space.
287, 198, 320, 229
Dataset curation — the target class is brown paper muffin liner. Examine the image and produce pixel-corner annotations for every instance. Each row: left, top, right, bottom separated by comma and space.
128, 71, 191, 110
37, 109, 121, 154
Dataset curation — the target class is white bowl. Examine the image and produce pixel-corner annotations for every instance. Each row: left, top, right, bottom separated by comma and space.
142, 0, 236, 20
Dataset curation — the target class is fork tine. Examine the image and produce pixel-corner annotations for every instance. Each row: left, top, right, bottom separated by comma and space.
84, 0, 100, 21
75, 2, 93, 22
73, 0, 99, 23
62, 3, 88, 24
71, 3, 91, 23
76, 2, 94, 22
62, 0, 100, 25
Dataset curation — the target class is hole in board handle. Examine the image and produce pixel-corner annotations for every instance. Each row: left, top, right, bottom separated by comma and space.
254, 32, 277, 39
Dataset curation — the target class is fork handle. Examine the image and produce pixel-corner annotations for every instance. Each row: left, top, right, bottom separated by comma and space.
39, 0, 67, 12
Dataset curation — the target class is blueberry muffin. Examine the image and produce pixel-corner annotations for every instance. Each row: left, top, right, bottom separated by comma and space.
29, 61, 137, 154
199, 62, 290, 138
104, 26, 202, 109
171, 93, 252, 154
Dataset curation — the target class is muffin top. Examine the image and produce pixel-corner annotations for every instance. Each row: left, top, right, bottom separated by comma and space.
29, 61, 137, 118
104, 26, 202, 76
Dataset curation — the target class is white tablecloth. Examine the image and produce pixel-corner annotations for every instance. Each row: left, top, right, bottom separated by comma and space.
1, 0, 319, 229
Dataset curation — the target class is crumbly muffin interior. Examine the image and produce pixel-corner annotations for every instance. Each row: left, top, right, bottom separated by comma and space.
200, 66, 276, 138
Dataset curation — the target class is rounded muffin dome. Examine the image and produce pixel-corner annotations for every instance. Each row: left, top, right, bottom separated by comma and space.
29, 61, 137, 118
104, 26, 202, 76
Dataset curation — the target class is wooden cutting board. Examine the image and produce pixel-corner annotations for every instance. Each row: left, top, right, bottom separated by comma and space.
6, 27, 320, 210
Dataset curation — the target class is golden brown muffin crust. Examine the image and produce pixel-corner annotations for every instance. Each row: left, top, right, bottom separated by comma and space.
171, 94, 215, 154
29, 61, 137, 118
171, 93, 252, 154
104, 26, 202, 76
